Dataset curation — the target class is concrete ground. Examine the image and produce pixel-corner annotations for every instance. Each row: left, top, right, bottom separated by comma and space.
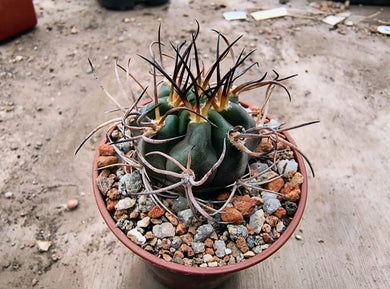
0, 0, 389, 288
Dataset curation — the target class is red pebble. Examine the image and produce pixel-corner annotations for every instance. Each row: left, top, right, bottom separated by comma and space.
148, 205, 165, 218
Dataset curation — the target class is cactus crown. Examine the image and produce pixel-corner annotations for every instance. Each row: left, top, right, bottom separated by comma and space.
77, 24, 316, 224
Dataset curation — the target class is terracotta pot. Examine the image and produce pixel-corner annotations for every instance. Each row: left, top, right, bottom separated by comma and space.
97, 0, 169, 10
0, 0, 37, 42
92, 101, 308, 289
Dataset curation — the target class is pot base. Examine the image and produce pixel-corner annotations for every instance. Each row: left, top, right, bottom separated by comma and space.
146, 261, 235, 289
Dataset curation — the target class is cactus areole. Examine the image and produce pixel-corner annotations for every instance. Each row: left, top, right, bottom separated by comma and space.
78, 23, 316, 224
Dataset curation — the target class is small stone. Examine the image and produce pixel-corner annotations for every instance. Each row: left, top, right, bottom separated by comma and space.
4, 192, 14, 198
253, 245, 262, 254
165, 212, 178, 226
194, 224, 214, 242
276, 221, 285, 233
255, 137, 273, 154
265, 177, 284, 193
295, 234, 303, 241
97, 156, 118, 168
251, 196, 263, 205
127, 229, 146, 245
148, 205, 165, 218
273, 229, 280, 239
205, 247, 215, 255
236, 237, 249, 253
266, 215, 279, 227
66, 199, 78, 210
249, 209, 266, 234
152, 222, 175, 239
144, 231, 154, 240
280, 185, 301, 202
246, 224, 254, 235
213, 240, 227, 258
263, 233, 274, 244
115, 197, 136, 210
277, 159, 298, 174
98, 143, 116, 156
289, 172, 304, 186
232, 195, 257, 216
228, 256, 236, 265
137, 216, 150, 228
227, 224, 248, 241
226, 241, 241, 258
202, 254, 214, 263
262, 223, 271, 233
181, 233, 194, 246
180, 243, 194, 257
177, 209, 194, 227
263, 198, 281, 215
174, 250, 184, 258
284, 201, 298, 216
171, 237, 182, 249
114, 209, 128, 218
204, 238, 213, 248
118, 171, 143, 195
71, 27, 78, 34
246, 236, 255, 249
173, 196, 189, 212
106, 199, 118, 212
96, 176, 114, 195
160, 238, 172, 250
32, 279, 38, 286
220, 207, 243, 224
262, 192, 278, 201
176, 221, 187, 235
244, 251, 255, 258
107, 188, 120, 200
162, 253, 172, 262
36, 240, 52, 252
274, 207, 286, 219
187, 226, 196, 235
129, 211, 139, 219
116, 138, 132, 153
208, 261, 218, 267
192, 242, 205, 254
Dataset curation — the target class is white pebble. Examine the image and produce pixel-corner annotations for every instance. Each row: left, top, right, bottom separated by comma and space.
115, 197, 136, 210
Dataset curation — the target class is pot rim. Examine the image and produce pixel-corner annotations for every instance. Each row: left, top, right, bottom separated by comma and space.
92, 100, 308, 275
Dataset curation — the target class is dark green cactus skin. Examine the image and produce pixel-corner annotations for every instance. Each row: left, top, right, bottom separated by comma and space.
138, 84, 259, 193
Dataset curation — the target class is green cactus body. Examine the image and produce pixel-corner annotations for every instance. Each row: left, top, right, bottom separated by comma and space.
137, 86, 260, 193
166, 121, 218, 187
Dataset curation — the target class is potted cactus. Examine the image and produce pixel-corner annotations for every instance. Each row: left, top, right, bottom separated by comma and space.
77, 24, 316, 289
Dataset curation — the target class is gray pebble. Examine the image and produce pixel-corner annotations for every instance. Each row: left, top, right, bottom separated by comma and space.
213, 240, 227, 258
117, 137, 132, 153
177, 208, 194, 227
227, 224, 248, 241
118, 171, 143, 195
263, 198, 281, 215
253, 245, 262, 254
173, 196, 189, 212
192, 242, 205, 254
262, 192, 278, 201
194, 224, 214, 242
249, 209, 265, 234
171, 237, 182, 249
246, 235, 255, 249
